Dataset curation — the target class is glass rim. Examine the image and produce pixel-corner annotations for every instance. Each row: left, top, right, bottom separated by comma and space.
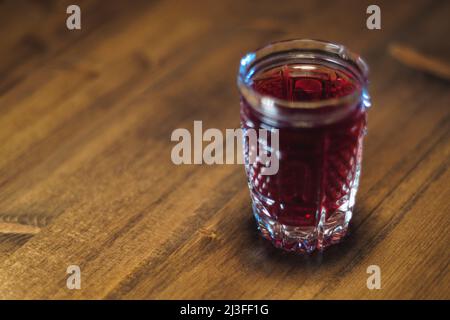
237, 39, 369, 111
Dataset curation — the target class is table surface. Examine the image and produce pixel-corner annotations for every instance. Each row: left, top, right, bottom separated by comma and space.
0, 0, 449, 299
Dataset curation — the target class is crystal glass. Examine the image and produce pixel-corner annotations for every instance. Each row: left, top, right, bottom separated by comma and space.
238, 39, 371, 253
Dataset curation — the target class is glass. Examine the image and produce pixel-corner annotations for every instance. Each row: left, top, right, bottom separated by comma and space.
238, 39, 371, 253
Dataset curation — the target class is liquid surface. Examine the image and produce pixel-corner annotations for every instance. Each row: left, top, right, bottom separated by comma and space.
251, 64, 358, 102
241, 63, 366, 227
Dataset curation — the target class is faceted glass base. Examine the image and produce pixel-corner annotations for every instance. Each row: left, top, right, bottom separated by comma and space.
253, 205, 352, 253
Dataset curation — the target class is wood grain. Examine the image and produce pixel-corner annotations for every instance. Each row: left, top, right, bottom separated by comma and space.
389, 43, 450, 81
0, 0, 449, 299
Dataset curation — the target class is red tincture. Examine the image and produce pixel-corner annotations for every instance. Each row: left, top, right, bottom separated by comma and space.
241, 64, 366, 228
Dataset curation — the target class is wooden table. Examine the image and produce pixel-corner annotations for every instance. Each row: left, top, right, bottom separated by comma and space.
0, 0, 448, 299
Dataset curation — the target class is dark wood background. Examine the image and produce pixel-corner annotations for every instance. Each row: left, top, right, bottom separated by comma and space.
0, 0, 448, 299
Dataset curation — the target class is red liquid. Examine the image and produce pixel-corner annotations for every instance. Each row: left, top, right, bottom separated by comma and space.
241, 64, 366, 228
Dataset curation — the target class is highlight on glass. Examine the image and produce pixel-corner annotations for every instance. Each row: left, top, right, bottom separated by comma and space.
238, 39, 371, 253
